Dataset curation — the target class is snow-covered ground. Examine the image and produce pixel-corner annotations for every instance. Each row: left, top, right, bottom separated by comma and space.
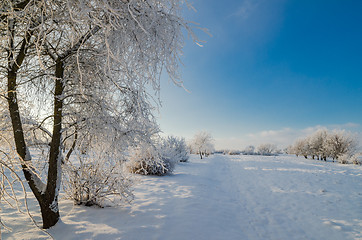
2, 154, 362, 240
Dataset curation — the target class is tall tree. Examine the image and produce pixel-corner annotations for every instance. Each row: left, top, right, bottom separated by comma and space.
1, 0, 200, 228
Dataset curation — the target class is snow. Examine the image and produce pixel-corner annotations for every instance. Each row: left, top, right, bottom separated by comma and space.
2, 154, 362, 239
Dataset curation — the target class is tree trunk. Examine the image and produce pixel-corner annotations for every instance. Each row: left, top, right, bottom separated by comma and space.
5, 13, 97, 229
41, 60, 65, 228
8, 70, 41, 195
6, 22, 60, 228
39, 200, 60, 229
7, 62, 61, 229
7, 42, 64, 229
7, 57, 62, 229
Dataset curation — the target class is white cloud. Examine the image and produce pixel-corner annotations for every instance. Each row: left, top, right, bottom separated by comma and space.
246, 127, 300, 148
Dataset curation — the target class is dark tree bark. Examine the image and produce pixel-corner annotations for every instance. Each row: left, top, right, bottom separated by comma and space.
4, 1, 99, 228
41, 60, 65, 228
6, 16, 61, 229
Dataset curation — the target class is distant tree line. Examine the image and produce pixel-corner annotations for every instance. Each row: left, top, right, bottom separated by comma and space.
217, 144, 281, 156
288, 129, 359, 164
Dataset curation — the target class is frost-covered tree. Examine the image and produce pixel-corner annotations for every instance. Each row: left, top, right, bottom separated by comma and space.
291, 139, 310, 158
257, 143, 278, 156
291, 129, 358, 163
325, 130, 357, 161
0, 0, 201, 228
309, 129, 328, 160
190, 131, 214, 159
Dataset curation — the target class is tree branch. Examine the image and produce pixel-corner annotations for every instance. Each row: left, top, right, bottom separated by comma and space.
59, 26, 101, 61
0, 0, 32, 21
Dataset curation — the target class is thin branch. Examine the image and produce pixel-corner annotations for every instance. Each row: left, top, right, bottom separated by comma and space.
0, 0, 32, 21
59, 26, 101, 61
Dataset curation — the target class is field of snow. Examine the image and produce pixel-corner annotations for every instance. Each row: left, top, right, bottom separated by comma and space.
2, 154, 362, 240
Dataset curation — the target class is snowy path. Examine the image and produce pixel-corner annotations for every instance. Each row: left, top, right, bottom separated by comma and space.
3, 154, 362, 239
223, 155, 362, 240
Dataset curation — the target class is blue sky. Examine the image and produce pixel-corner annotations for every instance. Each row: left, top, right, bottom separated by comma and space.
157, 0, 362, 149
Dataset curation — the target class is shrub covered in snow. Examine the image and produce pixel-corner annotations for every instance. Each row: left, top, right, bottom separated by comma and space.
227, 150, 241, 155
160, 136, 189, 162
338, 153, 361, 165
337, 154, 349, 164
242, 145, 256, 155
352, 154, 362, 165
127, 143, 176, 176
257, 144, 279, 156
62, 149, 133, 207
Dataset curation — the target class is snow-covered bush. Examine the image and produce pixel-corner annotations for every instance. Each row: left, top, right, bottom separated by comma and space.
257, 144, 278, 156
161, 136, 189, 162
351, 154, 362, 165
242, 145, 256, 155
62, 149, 133, 207
213, 149, 229, 155
337, 154, 349, 164
127, 143, 176, 176
228, 150, 241, 155
337, 153, 361, 165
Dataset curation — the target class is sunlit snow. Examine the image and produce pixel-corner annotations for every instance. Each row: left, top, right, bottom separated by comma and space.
2, 154, 362, 240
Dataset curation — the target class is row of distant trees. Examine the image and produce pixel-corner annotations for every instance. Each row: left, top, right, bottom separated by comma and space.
219, 144, 281, 156
186, 131, 282, 157
187, 130, 360, 163
287, 129, 358, 163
